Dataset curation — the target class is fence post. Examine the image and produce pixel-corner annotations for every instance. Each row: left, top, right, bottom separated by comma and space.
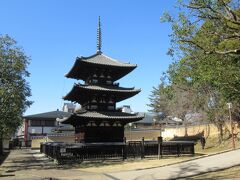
141, 137, 145, 159
123, 137, 127, 160
158, 136, 163, 159
191, 143, 195, 156
177, 143, 180, 157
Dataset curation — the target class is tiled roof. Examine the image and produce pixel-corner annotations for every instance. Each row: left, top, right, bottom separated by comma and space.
61, 111, 144, 123
79, 53, 137, 67
23, 110, 71, 120
63, 84, 141, 104
75, 84, 140, 92
136, 112, 164, 124
77, 111, 144, 119
65, 53, 137, 81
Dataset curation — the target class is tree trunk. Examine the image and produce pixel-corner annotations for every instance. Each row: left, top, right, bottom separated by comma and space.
184, 120, 188, 137
0, 133, 3, 156
217, 122, 223, 144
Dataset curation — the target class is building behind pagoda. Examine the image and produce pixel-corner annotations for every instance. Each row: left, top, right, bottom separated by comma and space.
61, 17, 144, 143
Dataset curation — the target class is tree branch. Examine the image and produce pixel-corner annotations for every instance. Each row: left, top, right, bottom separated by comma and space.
179, 39, 240, 55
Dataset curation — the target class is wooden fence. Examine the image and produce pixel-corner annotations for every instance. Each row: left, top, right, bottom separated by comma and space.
40, 139, 195, 164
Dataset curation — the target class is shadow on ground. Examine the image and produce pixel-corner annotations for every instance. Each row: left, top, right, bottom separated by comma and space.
173, 162, 201, 179
0, 151, 10, 165
177, 164, 240, 180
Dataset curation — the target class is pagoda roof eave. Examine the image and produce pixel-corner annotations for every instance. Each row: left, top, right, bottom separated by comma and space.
65, 53, 137, 81
79, 53, 137, 67
74, 83, 140, 92
60, 111, 144, 124
63, 84, 141, 104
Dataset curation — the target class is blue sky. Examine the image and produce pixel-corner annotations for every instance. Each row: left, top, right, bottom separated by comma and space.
1, 0, 176, 115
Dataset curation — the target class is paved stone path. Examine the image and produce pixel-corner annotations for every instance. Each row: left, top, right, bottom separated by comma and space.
107, 149, 240, 179
1, 148, 240, 179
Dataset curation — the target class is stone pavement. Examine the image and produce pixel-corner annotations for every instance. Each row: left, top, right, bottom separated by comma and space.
107, 149, 240, 179
1, 148, 240, 179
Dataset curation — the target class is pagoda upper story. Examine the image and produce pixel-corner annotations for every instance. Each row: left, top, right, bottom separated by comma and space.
65, 53, 137, 82
63, 17, 141, 112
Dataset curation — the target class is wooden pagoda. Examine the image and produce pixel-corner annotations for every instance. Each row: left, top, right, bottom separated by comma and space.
61, 17, 144, 143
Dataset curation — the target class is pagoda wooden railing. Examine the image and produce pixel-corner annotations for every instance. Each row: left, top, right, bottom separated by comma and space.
40, 139, 195, 164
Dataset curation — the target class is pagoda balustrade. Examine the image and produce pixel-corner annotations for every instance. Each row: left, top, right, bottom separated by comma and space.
85, 69, 115, 85
85, 104, 115, 111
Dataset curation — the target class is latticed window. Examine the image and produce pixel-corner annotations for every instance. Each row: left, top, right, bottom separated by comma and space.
109, 98, 114, 103
106, 80, 112, 84
107, 105, 114, 110
91, 96, 97, 103
30, 120, 41, 126
44, 120, 55, 126
100, 72, 105, 78
30, 120, 55, 126
92, 79, 98, 83
90, 105, 98, 110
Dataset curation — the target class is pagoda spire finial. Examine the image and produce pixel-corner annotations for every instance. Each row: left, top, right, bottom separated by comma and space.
97, 16, 102, 53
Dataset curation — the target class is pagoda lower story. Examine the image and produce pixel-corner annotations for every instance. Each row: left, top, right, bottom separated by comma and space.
76, 126, 123, 143
63, 111, 143, 143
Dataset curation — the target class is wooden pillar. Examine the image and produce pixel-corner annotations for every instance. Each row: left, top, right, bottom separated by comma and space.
123, 137, 127, 160
192, 143, 195, 156
158, 136, 163, 159
177, 143, 180, 157
141, 137, 145, 159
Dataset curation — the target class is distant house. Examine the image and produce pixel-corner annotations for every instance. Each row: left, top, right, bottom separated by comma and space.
128, 112, 183, 129
23, 110, 71, 146
133, 113, 156, 128
117, 106, 161, 128
160, 116, 183, 126
62, 103, 76, 113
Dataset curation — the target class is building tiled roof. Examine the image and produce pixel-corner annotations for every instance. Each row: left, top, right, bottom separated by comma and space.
136, 112, 164, 124
61, 111, 144, 124
23, 110, 71, 120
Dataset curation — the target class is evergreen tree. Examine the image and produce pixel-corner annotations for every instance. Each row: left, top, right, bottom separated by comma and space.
150, 0, 240, 140
0, 35, 32, 154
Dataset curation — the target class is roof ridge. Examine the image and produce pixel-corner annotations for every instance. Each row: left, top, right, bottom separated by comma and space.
23, 110, 71, 118
101, 53, 126, 64
77, 53, 99, 60
76, 53, 137, 67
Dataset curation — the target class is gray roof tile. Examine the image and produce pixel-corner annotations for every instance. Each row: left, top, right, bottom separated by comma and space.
61, 111, 144, 123
24, 111, 71, 120
80, 53, 137, 67
75, 84, 141, 92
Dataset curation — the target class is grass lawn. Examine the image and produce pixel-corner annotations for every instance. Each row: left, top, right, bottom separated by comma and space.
177, 135, 240, 179
195, 135, 240, 155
